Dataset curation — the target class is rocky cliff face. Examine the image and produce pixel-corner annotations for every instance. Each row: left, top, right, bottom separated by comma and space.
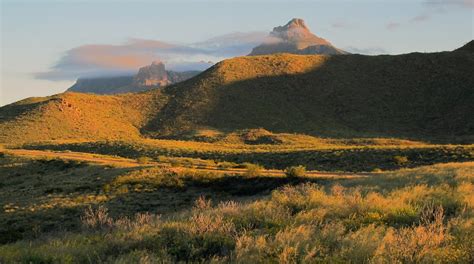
249, 18, 347, 56
133, 61, 170, 87
67, 62, 200, 94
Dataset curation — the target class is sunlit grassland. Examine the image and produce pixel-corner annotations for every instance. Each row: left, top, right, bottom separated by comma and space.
1, 133, 473, 262
0, 152, 307, 245
0, 160, 473, 263
11, 136, 474, 172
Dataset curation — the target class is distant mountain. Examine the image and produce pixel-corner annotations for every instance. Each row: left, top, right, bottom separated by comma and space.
1, 42, 473, 143
133, 61, 170, 86
249, 18, 347, 56
66, 76, 136, 94
67, 61, 201, 95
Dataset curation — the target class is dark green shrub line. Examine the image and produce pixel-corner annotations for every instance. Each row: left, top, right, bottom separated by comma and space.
22, 141, 474, 172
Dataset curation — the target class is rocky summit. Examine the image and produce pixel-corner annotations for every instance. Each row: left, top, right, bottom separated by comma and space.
134, 61, 170, 87
249, 18, 347, 56
67, 61, 200, 95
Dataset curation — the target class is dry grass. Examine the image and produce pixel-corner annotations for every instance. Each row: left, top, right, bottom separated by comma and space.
0, 160, 472, 263
16, 139, 473, 171
0, 90, 167, 143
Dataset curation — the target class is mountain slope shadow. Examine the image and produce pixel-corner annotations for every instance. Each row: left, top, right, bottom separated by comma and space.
147, 51, 474, 142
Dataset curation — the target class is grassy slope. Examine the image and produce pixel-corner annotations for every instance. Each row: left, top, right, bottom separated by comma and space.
0, 91, 168, 143
0, 44, 473, 143
155, 50, 474, 141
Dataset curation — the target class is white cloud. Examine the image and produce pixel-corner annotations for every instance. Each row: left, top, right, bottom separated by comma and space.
36, 32, 269, 81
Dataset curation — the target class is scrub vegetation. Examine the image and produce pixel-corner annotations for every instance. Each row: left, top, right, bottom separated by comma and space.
1, 43, 473, 262
0, 155, 473, 263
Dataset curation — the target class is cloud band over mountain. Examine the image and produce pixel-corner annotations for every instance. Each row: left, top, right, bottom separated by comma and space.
36, 33, 270, 81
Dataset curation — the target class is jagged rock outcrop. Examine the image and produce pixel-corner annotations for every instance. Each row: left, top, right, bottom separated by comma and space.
133, 61, 170, 87
67, 62, 200, 94
249, 18, 347, 56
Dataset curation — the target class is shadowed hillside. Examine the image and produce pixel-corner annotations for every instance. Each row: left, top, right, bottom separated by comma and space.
153, 46, 474, 142
1, 42, 473, 143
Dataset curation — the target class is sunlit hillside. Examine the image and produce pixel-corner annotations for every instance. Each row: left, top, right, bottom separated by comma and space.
1, 42, 473, 144
0, 91, 167, 143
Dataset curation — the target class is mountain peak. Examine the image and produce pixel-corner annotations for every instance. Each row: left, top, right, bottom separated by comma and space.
151, 60, 164, 66
249, 18, 347, 56
270, 18, 318, 43
281, 18, 309, 30
134, 62, 169, 87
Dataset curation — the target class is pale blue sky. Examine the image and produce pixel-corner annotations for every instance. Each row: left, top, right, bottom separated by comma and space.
1, 0, 473, 106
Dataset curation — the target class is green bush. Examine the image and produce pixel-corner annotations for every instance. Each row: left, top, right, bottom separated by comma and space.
243, 163, 263, 177
284, 165, 306, 178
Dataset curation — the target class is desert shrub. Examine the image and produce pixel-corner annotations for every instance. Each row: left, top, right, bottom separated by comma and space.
284, 165, 306, 178
194, 196, 212, 210
243, 162, 263, 177
236, 224, 318, 263
217, 161, 238, 169
372, 168, 383, 173
112, 168, 185, 190
372, 208, 454, 263
136, 156, 152, 164
81, 205, 113, 231
1, 162, 473, 263
221, 200, 291, 231
158, 213, 236, 262
340, 224, 386, 263
394, 155, 409, 165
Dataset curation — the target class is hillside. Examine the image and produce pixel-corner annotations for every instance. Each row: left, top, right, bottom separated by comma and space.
152, 45, 474, 141
0, 91, 167, 142
1, 42, 473, 143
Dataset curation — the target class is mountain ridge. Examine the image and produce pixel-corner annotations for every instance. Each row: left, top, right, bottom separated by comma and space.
1, 42, 473, 143
67, 61, 200, 95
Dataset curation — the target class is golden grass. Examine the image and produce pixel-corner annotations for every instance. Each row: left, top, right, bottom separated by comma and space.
0, 161, 472, 262
0, 91, 167, 143
13, 138, 473, 173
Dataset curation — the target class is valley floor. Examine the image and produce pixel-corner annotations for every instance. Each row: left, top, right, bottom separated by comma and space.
0, 139, 473, 263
